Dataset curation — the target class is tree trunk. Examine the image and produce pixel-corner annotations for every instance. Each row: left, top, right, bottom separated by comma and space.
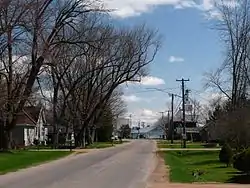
91, 128, 96, 144
0, 119, 12, 151
86, 127, 92, 145
6, 130, 12, 149
74, 133, 80, 148
82, 127, 86, 148
52, 68, 59, 149
95, 130, 98, 142
0, 121, 5, 150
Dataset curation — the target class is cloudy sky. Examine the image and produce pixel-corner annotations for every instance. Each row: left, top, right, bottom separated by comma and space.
102, 0, 234, 125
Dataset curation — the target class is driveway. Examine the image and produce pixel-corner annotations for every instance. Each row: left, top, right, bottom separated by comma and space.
0, 140, 157, 188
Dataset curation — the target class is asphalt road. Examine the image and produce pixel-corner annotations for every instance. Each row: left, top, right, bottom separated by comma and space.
0, 140, 157, 188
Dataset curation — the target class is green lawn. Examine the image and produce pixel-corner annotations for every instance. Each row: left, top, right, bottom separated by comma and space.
161, 150, 243, 183
157, 141, 220, 149
0, 151, 71, 174
157, 140, 184, 144
85, 141, 126, 149
158, 144, 205, 148
86, 142, 114, 149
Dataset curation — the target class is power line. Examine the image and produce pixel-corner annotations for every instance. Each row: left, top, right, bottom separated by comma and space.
144, 87, 182, 98
129, 87, 179, 94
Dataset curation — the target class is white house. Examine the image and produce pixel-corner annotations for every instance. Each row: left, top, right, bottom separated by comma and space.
12, 106, 48, 147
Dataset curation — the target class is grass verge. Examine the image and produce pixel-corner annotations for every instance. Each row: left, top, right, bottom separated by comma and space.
0, 151, 71, 174
161, 150, 242, 183
85, 141, 126, 149
157, 141, 220, 149
158, 144, 205, 149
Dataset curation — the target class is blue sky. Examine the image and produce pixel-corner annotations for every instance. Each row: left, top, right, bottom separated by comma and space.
103, 0, 233, 125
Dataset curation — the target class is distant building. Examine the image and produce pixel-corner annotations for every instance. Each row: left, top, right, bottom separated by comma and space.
130, 125, 164, 139
171, 107, 202, 141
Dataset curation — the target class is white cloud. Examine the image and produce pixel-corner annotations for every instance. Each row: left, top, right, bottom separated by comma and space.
140, 76, 165, 86
101, 0, 238, 19
122, 95, 142, 102
127, 108, 161, 125
200, 0, 239, 19
102, 0, 188, 18
169, 56, 184, 63
122, 94, 155, 103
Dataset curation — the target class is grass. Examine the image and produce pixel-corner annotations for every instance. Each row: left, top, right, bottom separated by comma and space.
85, 141, 126, 149
27, 145, 52, 150
0, 151, 71, 174
86, 142, 114, 149
157, 141, 220, 149
157, 140, 184, 144
162, 150, 240, 183
158, 144, 205, 149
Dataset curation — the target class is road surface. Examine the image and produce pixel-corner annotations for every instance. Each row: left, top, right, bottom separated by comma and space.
0, 140, 157, 188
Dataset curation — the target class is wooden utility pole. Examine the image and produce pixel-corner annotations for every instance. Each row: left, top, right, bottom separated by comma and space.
167, 110, 170, 140
159, 111, 164, 119
159, 111, 165, 139
176, 78, 190, 148
171, 93, 174, 144
167, 110, 170, 125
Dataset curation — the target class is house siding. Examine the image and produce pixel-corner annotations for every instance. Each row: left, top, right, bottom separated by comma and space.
24, 127, 36, 146
36, 109, 48, 143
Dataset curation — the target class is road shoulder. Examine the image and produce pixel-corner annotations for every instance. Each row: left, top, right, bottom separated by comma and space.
146, 151, 169, 188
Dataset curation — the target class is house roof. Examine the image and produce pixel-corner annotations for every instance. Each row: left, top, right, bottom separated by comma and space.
16, 106, 41, 126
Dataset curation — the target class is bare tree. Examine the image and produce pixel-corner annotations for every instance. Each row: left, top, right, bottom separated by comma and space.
0, 0, 160, 150
205, 0, 250, 109
0, 0, 106, 149
49, 23, 160, 147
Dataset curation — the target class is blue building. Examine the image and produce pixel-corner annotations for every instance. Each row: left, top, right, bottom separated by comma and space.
131, 125, 165, 139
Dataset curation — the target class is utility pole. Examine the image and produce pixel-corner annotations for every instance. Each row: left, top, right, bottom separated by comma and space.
171, 93, 174, 144
167, 110, 170, 125
176, 78, 190, 148
159, 111, 164, 119
159, 111, 165, 139
167, 110, 170, 140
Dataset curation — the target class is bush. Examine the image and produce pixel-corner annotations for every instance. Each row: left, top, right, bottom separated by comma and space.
219, 143, 233, 167
233, 149, 250, 174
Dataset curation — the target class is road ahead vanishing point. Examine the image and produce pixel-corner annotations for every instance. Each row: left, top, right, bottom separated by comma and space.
0, 140, 156, 188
